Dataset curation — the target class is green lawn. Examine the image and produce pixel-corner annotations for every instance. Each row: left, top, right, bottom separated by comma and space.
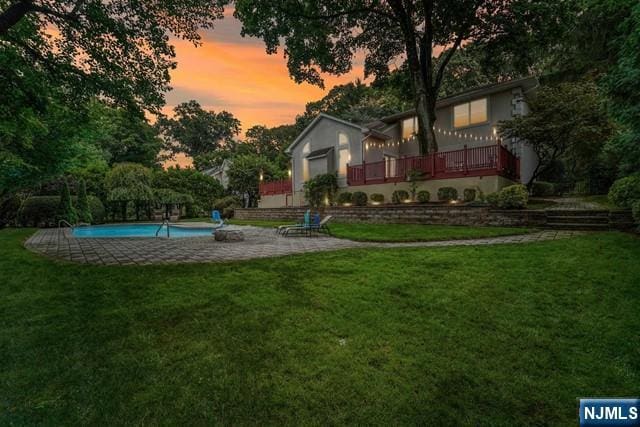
228, 219, 535, 242
1, 229, 639, 424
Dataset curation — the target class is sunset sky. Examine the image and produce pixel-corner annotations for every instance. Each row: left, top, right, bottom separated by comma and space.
163, 9, 366, 167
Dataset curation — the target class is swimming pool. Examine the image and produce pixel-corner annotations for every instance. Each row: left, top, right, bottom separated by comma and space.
72, 224, 217, 238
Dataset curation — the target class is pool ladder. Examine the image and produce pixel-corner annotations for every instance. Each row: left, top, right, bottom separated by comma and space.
57, 219, 74, 240
155, 219, 170, 238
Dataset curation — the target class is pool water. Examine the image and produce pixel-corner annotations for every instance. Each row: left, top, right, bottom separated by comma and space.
72, 224, 217, 238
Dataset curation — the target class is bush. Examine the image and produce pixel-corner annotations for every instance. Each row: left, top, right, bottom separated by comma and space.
608, 175, 640, 208
76, 179, 93, 223
17, 195, 105, 227
213, 196, 241, 218
57, 180, 77, 224
463, 188, 476, 202
337, 192, 353, 205
437, 187, 458, 201
370, 193, 384, 203
392, 190, 410, 204
0, 195, 21, 228
632, 200, 640, 226
352, 191, 368, 206
488, 184, 529, 209
303, 173, 338, 208
417, 190, 430, 203
531, 181, 556, 197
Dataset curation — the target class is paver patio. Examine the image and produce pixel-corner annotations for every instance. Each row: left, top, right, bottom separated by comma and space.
23, 225, 585, 265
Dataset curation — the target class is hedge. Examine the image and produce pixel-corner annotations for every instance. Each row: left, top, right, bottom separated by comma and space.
608, 175, 640, 208
392, 190, 410, 204
370, 193, 384, 203
437, 187, 458, 201
18, 196, 105, 227
417, 191, 430, 203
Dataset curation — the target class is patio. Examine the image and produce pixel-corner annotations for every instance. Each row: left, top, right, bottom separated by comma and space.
24, 225, 583, 265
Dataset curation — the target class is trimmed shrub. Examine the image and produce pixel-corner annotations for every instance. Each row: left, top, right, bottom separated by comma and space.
489, 184, 529, 209
303, 173, 338, 208
417, 190, 430, 203
392, 190, 410, 204
352, 191, 368, 206
632, 200, 640, 224
57, 180, 77, 224
437, 187, 458, 201
213, 195, 241, 218
337, 192, 353, 205
370, 193, 384, 204
463, 188, 477, 202
608, 175, 640, 208
531, 181, 556, 197
76, 179, 93, 223
86, 196, 106, 224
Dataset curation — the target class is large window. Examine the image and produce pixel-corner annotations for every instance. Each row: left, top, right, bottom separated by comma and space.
302, 141, 310, 180
402, 117, 417, 139
337, 132, 350, 176
454, 98, 488, 128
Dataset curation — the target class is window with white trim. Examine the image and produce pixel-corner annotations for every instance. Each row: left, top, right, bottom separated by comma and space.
402, 117, 417, 139
302, 141, 310, 180
338, 132, 350, 176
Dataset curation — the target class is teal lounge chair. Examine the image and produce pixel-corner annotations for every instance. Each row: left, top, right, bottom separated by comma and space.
277, 210, 310, 235
211, 210, 225, 229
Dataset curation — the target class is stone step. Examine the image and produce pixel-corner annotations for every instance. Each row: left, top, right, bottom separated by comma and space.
545, 210, 610, 217
544, 222, 610, 231
546, 215, 610, 224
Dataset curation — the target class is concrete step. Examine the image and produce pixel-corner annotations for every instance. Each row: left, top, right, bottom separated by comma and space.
545, 209, 610, 217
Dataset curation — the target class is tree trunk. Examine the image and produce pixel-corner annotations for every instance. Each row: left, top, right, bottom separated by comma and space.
414, 86, 439, 155
0, 1, 33, 36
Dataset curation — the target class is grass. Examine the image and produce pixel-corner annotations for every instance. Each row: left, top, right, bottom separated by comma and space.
228, 219, 535, 242
579, 194, 617, 210
1, 228, 639, 424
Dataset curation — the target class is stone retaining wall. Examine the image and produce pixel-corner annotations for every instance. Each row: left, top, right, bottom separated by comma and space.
235, 205, 634, 229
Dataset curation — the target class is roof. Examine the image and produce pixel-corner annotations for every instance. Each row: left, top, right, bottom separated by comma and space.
378, 76, 539, 124
202, 158, 231, 176
306, 146, 334, 160
364, 128, 393, 140
285, 113, 363, 154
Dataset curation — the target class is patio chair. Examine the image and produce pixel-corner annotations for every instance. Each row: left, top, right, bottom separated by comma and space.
283, 214, 333, 237
210, 210, 226, 229
308, 215, 333, 236
277, 210, 310, 235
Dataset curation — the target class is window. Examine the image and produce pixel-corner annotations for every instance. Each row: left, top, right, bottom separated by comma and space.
454, 98, 488, 128
302, 141, 310, 180
384, 154, 397, 178
402, 117, 417, 139
337, 132, 350, 176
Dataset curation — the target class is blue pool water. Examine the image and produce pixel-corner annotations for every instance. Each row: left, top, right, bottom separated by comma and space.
72, 224, 216, 238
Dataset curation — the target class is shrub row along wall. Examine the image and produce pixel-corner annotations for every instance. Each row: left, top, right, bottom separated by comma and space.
235, 206, 634, 229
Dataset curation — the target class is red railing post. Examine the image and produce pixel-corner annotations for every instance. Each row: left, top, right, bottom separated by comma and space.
463, 144, 468, 175
363, 160, 367, 185
496, 141, 502, 173
431, 152, 436, 178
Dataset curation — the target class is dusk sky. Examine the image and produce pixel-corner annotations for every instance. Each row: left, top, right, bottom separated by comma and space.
163, 9, 366, 167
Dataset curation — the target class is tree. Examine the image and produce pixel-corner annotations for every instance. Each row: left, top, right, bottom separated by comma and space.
227, 154, 281, 207
157, 100, 241, 169
234, 0, 565, 154
56, 179, 77, 224
105, 163, 154, 221
499, 82, 614, 188
76, 179, 92, 224
0, 0, 228, 112
153, 167, 224, 216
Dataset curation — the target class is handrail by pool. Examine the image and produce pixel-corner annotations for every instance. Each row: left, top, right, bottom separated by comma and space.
155, 219, 170, 238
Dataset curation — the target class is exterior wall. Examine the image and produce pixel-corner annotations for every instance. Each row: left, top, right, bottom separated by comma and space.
290, 118, 362, 192
258, 194, 294, 208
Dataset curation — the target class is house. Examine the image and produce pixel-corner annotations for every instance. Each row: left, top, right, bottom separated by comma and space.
203, 158, 231, 189
259, 77, 539, 208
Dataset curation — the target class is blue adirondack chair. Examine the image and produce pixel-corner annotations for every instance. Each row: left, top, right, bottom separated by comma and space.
211, 210, 225, 229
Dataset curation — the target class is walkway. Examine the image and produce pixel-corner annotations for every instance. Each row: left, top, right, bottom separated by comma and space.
24, 226, 585, 266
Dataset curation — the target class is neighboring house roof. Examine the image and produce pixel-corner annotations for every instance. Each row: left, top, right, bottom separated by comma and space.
306, 147, 334, 160
378, 76, 539, 124
202, 158, 231, 177
364, 128, 393, 140
285, 113, 363, 154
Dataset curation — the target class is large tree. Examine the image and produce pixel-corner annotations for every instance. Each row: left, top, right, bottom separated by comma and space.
0, 0, 228, 112
234, 0, 565, 154
157, 100, 241, 170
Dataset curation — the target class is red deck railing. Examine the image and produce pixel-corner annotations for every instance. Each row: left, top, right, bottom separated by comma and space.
347, 144, 519, 186
259, 179, 292, 196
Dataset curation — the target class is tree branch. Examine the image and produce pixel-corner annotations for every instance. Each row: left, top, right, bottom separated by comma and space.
433, 30, 465, 91
0, 0, 34, 36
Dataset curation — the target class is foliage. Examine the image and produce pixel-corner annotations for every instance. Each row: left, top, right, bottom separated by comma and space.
227, 154, 282, 208
234, 0, 566, 153
337, 192, 353, 205
242, 124, 296, 171
352, 192, 368, 207
531, 181, 557, 197
489, 185, 529, 209
370, 193, 385, 204
153, 167, 224, 216
499, 82, 614, 187
105, 163, 154, 221
213, 195, 242, 219
18, 195, 104, 227
407, 169, 423, 200
0, 0, 227, 112
157, 101, 241, 166
303, 173, 338, 208
0, 195, 21, 228
392, 190, 410, 204
76, 179, 92, 224
608, 175, 640, 208
417, 191, 430, 204
632, 200, 640, 227
437, 187, 458, 202
56, 180, 77, 224
463, 189, 477, 203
